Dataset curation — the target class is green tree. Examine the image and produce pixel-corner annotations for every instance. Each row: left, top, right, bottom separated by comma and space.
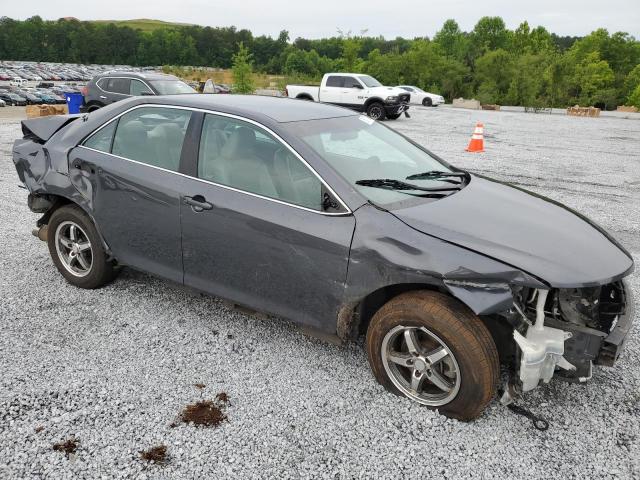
623, 64, 640, 99
627, 84, 640, 108
340, 37, 363, 71
470, 16, 508, 56
573, 51, 615, 105
506, 54, 545, 106
231, 42, 255, 94
474, 49, 514, 103
433, 19, 468, 60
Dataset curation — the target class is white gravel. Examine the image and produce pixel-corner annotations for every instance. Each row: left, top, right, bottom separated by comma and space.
0, 106, 639, 479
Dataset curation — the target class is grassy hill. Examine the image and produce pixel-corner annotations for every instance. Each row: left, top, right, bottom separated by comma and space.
91, 19, 194, 32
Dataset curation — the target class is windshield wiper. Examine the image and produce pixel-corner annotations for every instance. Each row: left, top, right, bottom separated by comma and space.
405, 170, 469, 184
355, 178, 461, 193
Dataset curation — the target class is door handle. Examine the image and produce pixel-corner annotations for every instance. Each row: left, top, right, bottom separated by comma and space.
99, 95, 107, 99
184, 195, 213, 212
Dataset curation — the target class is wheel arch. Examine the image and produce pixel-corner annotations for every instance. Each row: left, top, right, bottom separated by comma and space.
363, 97, 385, 109
296, 93, 314, 101
337, 281, 514, 349
85, 101, 103, 112
31, 193, 113, 258
338, 283, 446, 341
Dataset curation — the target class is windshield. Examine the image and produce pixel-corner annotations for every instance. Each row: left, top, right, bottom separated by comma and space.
358, 75, 382, 88
150, 80, 197, 95
289, 115, 457, 205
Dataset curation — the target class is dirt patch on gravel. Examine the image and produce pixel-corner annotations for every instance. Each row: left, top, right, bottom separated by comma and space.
216, 392, 229, 405
180, 399, 227, 427
140, 445, 168, 463
53, 438, 78, 455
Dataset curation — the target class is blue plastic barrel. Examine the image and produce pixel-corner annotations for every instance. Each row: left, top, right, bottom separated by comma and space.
64, 92, 83, 114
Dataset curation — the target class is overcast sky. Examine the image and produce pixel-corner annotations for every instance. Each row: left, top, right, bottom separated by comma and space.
4, 0, 640, 39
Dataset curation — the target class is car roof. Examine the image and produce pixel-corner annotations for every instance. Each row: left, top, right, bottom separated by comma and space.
97, 71, 177, 81
136, 94, 359, 123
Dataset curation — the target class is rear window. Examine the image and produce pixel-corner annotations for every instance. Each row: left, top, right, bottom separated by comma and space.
149, 80, 196, 95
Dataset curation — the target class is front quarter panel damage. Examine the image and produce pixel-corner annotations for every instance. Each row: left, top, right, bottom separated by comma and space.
344, 204, 546, 323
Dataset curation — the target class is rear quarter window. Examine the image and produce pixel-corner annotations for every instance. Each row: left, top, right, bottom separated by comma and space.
83, 121, 117, 153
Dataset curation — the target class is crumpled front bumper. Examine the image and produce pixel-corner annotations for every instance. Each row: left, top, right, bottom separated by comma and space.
549, 280, 635, 381
384, 102, 410, 115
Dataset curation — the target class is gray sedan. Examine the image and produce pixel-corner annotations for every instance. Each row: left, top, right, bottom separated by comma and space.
13, 95, 634, 421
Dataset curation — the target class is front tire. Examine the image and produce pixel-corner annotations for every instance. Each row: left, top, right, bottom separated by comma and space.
422, 97, 433, 107
366, 291, 499, 421
47, 205, 118, 289
366, 102, 386, 120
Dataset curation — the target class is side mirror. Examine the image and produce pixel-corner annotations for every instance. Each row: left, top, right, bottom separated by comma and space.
353, 84, 363, 89
140, 91, 154, 96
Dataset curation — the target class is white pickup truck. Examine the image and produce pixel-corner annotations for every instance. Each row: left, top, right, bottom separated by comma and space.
285, 73, 411, 120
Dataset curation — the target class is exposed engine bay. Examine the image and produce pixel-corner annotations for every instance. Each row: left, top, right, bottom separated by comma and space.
502, 281, 633, 399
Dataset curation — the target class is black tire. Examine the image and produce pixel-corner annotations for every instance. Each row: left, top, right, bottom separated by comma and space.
87, 104, 102, 112
366, 102, 386, 120
47, 205, 119, 289
297, 95, 313, 101
366, 290, 499, 421
422, 97, 433, 107
386, 113, 401, 120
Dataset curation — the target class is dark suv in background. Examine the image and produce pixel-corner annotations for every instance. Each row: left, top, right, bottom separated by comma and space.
81, 71, 197, 112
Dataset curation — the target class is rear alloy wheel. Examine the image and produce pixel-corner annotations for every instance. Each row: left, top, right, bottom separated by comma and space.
54, 221, 93, 278
47, 205, 119, 289
422, 97, 433, 107
366, 102, 386, 120
366, 290, 499, 421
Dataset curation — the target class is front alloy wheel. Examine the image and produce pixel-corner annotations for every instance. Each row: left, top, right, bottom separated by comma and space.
366, 102, 386, 120
381, 325, 461, 406
366, 290, 499, 421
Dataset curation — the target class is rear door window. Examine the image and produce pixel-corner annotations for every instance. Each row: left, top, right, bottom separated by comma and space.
109, 107, 192, 171
325, 76, 344, 88
106, 78, 131, 95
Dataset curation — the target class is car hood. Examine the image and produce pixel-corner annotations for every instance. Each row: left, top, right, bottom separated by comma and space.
391, 176, 633, 288
367, 86, 408, 97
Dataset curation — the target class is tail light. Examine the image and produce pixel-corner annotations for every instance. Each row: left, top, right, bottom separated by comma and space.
284, 87, 288, 97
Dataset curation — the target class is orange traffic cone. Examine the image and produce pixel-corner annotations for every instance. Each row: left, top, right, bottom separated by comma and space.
466, 122, 484, 152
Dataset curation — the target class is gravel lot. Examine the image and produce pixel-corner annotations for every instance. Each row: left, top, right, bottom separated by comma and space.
1, 105, 639, 479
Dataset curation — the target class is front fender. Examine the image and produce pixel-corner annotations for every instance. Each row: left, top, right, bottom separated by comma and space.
345, 204, 546, 315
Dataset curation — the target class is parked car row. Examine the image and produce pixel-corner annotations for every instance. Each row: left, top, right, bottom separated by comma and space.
0, 84, 75, 106
0, 61, 156, 83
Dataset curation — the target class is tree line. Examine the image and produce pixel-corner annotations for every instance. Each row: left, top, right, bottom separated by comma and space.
1, 16, 639, 108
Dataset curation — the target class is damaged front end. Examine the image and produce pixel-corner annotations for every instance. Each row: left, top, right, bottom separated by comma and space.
504, 280, 634, 398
